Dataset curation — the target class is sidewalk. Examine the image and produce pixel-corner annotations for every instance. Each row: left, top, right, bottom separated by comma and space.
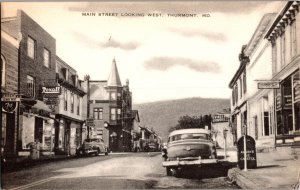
228, 147, 300, 189
2, 154, 77, 173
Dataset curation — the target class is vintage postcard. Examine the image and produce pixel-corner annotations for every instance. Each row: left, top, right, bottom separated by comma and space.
1, 1, 300, 189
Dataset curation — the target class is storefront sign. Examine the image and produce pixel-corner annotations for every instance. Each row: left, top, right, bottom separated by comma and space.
42, 86, 61, 97
86, 118, 95, 126
237, 135, 257, 169
2, 101, 17, 113
283, 95, 292, 109
257, 81, 280, 89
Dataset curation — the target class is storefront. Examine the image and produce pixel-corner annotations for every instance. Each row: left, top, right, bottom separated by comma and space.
19, 100, 55, 156
55, 114, 83, 155
275, 70, 300, 146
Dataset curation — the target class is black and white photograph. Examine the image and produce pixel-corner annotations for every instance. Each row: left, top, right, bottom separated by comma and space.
1, 1, 300, 189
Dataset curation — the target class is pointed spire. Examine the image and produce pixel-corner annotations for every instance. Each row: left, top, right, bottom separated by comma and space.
107, 57, 122, 87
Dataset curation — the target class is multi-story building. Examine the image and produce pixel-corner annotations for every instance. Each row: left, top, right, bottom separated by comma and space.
265, 1, 300, 146
245, 13, 277, 149
1, 24, 20, 158
1, 10, 57, 156
54, 57, 85, 155
211, 109, 232, 148
229, 45, 249, 144
82, 58, 134, 152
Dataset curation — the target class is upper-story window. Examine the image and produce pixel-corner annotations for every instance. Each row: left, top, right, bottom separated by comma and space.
240, 78, 243, 98
111, 108, 116, 120
71, 93, 74, 113
117, 108, 121, 119
117, 92, 122, 100
93, 108, 103, 120
110, 92, 116, 100
77, 95, 80, 115
27, 36, 35, 59
27, 75, 35, 97
291, 20, 297, 58
1, 55, 5, 88
243, 72, 247, 94
280, 33, 286, 68
43, 48, 50, 68
64, 89, 68, 111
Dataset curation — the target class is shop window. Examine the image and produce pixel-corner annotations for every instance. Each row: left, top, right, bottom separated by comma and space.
111, 108, 116, 120
263, 112, 270, 136
1, 55, 5, 87
43, 48, 50, 68
27, 36, 35, 59
27, 75, 35, 97
293, 71, 300, 131
93, 108, 103, 120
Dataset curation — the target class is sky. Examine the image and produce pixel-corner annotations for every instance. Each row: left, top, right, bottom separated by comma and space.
1, 1, 285, 104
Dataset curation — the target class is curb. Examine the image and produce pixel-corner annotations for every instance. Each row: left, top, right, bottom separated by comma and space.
2, 155, 77, 173
228, 168, 260, 189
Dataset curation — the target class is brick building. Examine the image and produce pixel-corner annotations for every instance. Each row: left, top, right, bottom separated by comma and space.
82, 58, 134, 152
1, 24, 20, 158
1, 10, 57, 156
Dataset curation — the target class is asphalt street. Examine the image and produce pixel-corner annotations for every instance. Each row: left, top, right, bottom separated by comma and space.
1, 152, 239, 189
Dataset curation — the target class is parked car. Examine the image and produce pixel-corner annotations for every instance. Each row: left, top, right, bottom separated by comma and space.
76, 138, 109, 156
162, 128, 218, 176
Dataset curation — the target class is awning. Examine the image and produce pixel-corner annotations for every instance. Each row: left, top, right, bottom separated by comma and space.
32, 100, 52, 112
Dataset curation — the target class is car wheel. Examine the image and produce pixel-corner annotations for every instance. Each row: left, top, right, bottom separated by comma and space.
166, 167, 172, 176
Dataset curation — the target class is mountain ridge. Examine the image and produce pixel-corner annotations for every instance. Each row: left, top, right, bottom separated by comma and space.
133, 97, 230, 141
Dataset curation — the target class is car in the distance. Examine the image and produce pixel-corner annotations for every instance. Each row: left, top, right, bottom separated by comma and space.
76, 138, 109, 156
162, 128, 218, 176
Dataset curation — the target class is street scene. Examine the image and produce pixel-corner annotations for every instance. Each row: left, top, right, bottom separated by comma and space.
1, 1, 300, 189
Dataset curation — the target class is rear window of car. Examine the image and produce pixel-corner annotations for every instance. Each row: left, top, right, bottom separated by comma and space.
168, 133, 209, 142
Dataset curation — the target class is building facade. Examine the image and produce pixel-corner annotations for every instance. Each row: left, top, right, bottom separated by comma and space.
54, 57, 85, 155
229, 45, 249, 145
2, 10, 57, 156
82, 58, 134, 152
1, 26, 20, 158
265, 1, 300, 146
245, 13, 277, 149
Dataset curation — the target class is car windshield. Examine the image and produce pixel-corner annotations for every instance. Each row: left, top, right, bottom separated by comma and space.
168, 133, 209, 142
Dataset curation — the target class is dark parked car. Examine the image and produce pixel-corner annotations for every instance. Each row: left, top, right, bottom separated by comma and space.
162, 128, 218, 176
76, 138, 109, 156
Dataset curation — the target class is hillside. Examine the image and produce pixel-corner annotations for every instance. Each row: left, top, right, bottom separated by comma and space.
133, 97, 230, 141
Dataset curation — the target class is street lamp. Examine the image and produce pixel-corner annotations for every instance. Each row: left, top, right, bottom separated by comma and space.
223, 128, 228, 161
104, 121, 109, 128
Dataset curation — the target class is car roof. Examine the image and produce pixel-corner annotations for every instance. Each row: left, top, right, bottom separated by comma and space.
168, 128, 211, 137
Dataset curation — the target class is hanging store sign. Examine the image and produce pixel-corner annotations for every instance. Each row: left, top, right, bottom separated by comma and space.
42, 86, 61, 97
2, 101, 17, 113
257, 81, 280, 89
1, 94, 20, 113
86, 118, 95, 126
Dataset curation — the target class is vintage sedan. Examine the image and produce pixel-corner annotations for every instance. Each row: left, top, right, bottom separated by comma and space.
76, 138, 109, 156
162, 128, 218, 176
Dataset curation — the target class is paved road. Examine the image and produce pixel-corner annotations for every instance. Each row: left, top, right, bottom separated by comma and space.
1, 152, 239, 189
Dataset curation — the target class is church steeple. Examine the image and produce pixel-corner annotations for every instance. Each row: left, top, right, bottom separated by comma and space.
107, 57, 122, 87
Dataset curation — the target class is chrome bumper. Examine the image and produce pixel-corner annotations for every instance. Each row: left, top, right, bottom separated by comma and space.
162, 158, 218, 167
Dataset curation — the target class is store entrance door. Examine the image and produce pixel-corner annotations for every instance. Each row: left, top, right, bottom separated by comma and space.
4, 113, 15, 156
